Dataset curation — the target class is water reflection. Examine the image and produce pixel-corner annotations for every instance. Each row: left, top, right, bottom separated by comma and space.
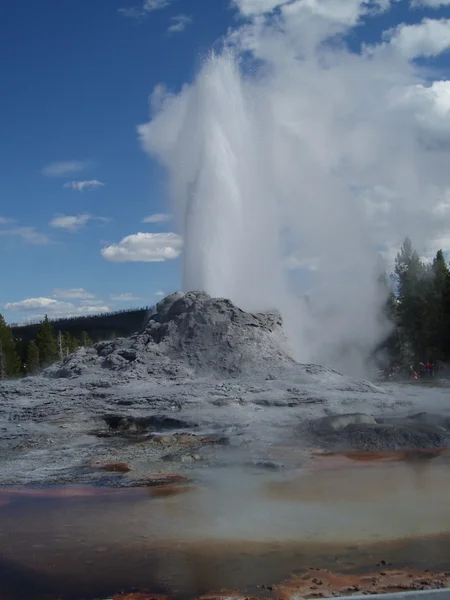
1, 458, 450, 599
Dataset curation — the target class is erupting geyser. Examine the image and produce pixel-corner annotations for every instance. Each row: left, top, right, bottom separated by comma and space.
138, 2, 450, 375
142, 53, 286, 312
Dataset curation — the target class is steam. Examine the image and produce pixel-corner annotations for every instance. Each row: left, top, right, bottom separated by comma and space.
138, 1, 450, 376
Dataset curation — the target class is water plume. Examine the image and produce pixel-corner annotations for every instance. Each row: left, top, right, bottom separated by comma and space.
138, 1, 450, 376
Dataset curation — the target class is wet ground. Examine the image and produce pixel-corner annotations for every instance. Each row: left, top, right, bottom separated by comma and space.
2, 452, 450, 600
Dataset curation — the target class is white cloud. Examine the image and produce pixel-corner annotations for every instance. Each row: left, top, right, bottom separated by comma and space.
110, 293, 142, 301
234, 0, 393, 25
0, 217, 15, 224
3, 297, 109, 319
391, 80, 450, 138
232, 0, 287, 16
49, 214, 110, 231
0, 226, 50, 245
42, 160, 91, 177
142, 212, 172, 223
155, 291, 165, 296
52, 288, 95, 299
411, 0, 450, 7
49, 214, 91, 231
63, 180, 105, 192
384, 18, 450, 59
101, 232, 182, 262
4, 298, 70, 312
283, 0, 390, 26
168, 14, 193, 33
119, 0, 172, 18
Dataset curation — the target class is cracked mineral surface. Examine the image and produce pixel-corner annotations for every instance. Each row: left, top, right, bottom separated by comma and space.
1, 291, 450, 486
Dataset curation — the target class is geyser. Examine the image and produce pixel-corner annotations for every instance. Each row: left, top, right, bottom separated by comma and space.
138, 1, 450, 375
142, 53, 287, 312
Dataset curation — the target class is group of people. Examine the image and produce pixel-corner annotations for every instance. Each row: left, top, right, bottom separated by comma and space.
411, 361, 435, 380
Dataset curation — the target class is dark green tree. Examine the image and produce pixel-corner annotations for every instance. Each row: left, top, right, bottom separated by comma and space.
0, 314, 21, 378
35, 315, 58, 367
63, 331, 79, 355
394, 237, 428, 366
423, 250, 450, 362
26, 341, 40, 375
79, 331, 93, 348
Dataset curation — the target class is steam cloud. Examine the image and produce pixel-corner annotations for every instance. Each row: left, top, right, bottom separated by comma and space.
138, 0, 450, 376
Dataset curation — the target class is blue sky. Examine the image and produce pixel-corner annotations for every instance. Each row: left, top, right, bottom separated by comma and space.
0, 0, 230, 322
1, 0, 450, 324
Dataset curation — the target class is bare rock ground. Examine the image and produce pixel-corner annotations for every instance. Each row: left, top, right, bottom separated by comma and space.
1, 291, 450, 486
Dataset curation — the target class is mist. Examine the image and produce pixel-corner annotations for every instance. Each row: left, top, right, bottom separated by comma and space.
138, 0, 450, 376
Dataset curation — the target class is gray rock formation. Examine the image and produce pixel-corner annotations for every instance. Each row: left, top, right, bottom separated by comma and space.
44, 291, 295, 381
2, 291, 450, 486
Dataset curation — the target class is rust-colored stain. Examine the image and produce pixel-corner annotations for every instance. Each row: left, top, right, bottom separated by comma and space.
96, 594, 169, 600
94, 462, 132, 473
196, 595, 259, 600
138, 473, 190, 487
148, 483, 196, 498
0, 485, 134, 501
274, 567, 450, 599
91, 568, 450, 600
310, 448, 450, 471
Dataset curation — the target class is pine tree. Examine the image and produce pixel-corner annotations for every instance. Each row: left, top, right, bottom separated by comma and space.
57, 330, 64, 360
0, 340, 6, 380
26, 341, 40, 375
423, 250, 450, 362
0, 314, 21, 378
35, 315, 58, 367
63, 332, 79, 355
79, 331, 93, 348
395, 237, 428, 366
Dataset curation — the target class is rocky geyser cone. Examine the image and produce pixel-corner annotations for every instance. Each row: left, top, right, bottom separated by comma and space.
45, 291, 296, 380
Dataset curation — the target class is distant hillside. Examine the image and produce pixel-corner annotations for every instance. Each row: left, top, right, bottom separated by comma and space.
11, 306, 154, 345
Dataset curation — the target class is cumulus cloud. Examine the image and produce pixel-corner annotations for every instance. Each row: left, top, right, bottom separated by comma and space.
137, 0, 450, 376
52, 288, 95, 299
42, 160, 91, 177
110, 293, 142, 301
119, 0, 173, 18
168, 14, 193, 33
0, 226, 50, 245
3, 297, 109, 320
391, 80, 450, 138
234, 0, 393, 25
4, 298, 70, 312
142, 212, 172, 223
49, 214, 110, 231
383, 18, 450, 58
232, 0, 287, 16
101, 232, 182, 262
63, 180, 105, 192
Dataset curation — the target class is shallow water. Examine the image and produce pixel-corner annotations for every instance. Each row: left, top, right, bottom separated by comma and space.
2, 456, 450, 599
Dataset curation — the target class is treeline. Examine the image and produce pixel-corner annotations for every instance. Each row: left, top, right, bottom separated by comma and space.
0, 315, 87, 377
0, 306, 154, 379
4, 246, 450, 381
377, 237, 450, 375
11, 306, 152, 344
